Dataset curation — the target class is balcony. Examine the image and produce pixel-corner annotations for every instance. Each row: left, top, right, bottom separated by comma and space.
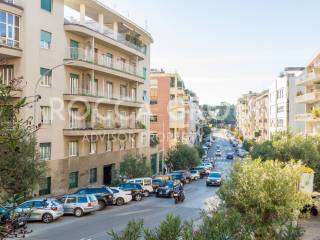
296, 91, 320, 104
170, 120, 185, 129
295, 113, 320, 122
63, 91, 143, 108
64, 19, 146, 59
296, 71, 320, 86
170, 87, 185, 96
64, 48, 145, 84
63, 121, 146, 137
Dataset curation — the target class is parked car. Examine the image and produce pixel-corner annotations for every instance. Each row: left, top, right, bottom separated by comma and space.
156, 180, 180, 198
110, 187, 133, 206
172, 170, 192, 183
152, 175, 172, 182
15, 199, 64, 223
118, 183, 145, 201
152, 179, 166, 191
190, 170, 201, 180
58, 194, 98, 217
191, 166, 207, 178
74, 186, 114, 210
226, 152, 234, 159
200, 162, 213, 170
206, 172, 223, 186
127, 177, 153, 196
169, 172, 188, 184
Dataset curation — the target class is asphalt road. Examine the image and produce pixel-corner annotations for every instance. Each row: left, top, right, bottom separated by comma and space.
26, 130, 234, 240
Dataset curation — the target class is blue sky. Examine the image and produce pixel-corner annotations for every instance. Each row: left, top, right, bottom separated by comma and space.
97, 0, 320, 105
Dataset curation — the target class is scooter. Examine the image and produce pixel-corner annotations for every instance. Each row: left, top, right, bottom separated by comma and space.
173, 190, 185, 204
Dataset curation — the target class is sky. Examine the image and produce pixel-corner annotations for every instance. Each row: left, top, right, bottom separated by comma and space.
87, 0, 320, 105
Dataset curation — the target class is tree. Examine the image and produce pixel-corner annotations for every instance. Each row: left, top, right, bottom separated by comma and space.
251, 140, 276, 161
195, 145, 205, 159
166, 143, 201, 171
119, 155, 151, 179
242, 139, 254, 152
218, 159, 311, 239
0, 77, 44, 199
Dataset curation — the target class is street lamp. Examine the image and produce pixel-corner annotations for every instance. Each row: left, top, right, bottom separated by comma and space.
33, 61, 74, 125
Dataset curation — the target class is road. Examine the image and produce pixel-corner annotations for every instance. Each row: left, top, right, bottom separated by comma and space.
26, 130, 233, 240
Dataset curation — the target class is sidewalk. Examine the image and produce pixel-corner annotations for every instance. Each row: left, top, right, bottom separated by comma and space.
301, 216, 320, 240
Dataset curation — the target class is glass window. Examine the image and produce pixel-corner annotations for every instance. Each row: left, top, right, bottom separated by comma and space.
20, 202, 32, 209
66, 197, 76, 204
40, 143, 51, 161
89, 141, 97, 154
40, 30, 52, 49
69, 141, 78, 157
78, 197, 87, 203
111, 188, 119, 193
41, 0, 52, 12
143, 67, 147, 80
150, 115, 158, 123
33, 201, 45, 208
170, 77, 175, 87
40, 67, 52, 87
105, 82, 113, 98
70, 40, 79, 59
69, 172, 78, 189
89, 168, 97, 183
0, 65, 14, 85
70, 74, 79, 94
0, 11, 20, 48
40, 106, 51, 125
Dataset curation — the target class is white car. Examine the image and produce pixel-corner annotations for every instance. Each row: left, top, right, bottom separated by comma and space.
190, 170, 200, 180
127, 177, 154, 196
110, 188, 132, 206
200, 162, 213, 170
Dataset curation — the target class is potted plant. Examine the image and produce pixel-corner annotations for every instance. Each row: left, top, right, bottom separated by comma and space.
136, 121, 146, 129
312, 107, 320, 118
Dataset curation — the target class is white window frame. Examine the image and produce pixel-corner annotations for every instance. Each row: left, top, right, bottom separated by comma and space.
40, 143, 51, 161
69, 141, 78, 157
40, 106, 51, 125
89, 141, 97, 154
105, 81, 113, 99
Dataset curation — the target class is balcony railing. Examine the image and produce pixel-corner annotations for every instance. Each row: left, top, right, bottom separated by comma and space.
296, 71, 319, 86
295, 113, 320, 122
0, 37, 20, 49
65, 47, 144, 79
67, 120, 142, 131
64, 18, 147, 55
296, 91, 320, 103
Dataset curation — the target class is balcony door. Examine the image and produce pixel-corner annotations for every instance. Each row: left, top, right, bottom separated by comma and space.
70, 74, 79, 94
120, 85, 127, 100
106, 110, 113, 128
120, 111, 127, 128
69, 108, 78, 129
131, 88, 136, 101
105, 81, 113, 99
130, 112, 136, 128
70, 40, 79, 59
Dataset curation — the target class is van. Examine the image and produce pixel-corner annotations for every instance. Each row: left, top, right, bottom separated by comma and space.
127, 177, 153, 196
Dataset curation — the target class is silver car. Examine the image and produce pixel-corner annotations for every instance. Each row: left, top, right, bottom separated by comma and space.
59, 194, 98, 217
15, 199, 64, 223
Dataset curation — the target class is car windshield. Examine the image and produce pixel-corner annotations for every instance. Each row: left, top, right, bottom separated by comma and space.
209, 173, 221, 178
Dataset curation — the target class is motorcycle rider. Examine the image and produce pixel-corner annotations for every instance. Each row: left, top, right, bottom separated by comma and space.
173, 183, 185, 203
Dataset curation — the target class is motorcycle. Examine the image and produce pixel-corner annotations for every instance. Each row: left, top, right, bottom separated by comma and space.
173, 190, 185, 204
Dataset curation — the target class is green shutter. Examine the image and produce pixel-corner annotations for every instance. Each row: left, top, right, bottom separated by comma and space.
40, 67, 51, 76
41, 0, 52, 12
70, 40, 79, 59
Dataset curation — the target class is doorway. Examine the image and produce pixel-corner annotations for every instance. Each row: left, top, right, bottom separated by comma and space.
103, 165, 113, 185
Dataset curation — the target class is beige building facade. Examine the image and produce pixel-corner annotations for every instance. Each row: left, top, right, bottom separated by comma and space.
0, 0, 153, 195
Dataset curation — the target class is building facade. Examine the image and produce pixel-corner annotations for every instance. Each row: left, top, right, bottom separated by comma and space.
295, 54, 320, 135
268, 67, 304, 138
0, 0, 153, 195
255, 90, 269, 142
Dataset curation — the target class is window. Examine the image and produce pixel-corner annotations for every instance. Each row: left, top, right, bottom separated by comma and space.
120, 85, 127, 99
277, 105, 284, 113
105, 82, 113, 98
69, 141, 78, 157
0, 11, 20, 48
69, 172, 78, 189
70, 74, 79, 94
119, 141, 125, 151
150, 79, 158, 86
70, 40, 79, 59
143, 67, 147, 80
177, 111, 183, 121
40, 30, 52, 49
40, 68, 52, 87
142, 134, 147, 146
170, 94, 175, 100
66, 197, 76, 204
40, 106, 51, 125
89, 141, 97, 154
39, 177, 51, 196
69, 108, 78, 128
120, 111, 127, 128
106, 139, 113, 152
170, 77, 175, 87
143, 90, 148, 102
0, 65, 14, 85
131, 88, 136, 101
89, 168, 97, 183
150, 115, 158, 123
150, 88, 158, 104
41, 0, 52, 12
177, 80, 183, 89
106, 111, 113, 128
40, 143, 51, 161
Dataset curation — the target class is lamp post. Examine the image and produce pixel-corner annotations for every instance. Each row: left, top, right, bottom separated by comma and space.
33, 61, 74, 125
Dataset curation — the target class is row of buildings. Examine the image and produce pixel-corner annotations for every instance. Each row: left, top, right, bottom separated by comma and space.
0, 0, 202, 195
236, 54, 320, 141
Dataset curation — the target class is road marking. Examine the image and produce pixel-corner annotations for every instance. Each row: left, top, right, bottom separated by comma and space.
114, 209, 151, 217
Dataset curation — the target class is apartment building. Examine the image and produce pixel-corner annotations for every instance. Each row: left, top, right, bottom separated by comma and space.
188, 94, 202, 145
0, 0, 153, 195
295, 54, 320, 135
255, 90, 269, 142
268, 67, 304, 138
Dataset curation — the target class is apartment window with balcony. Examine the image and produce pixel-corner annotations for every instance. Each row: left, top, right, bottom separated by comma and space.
177, 80, 183, 89
106, 111, 113, 128
120, 85, 127, 99
89, 141, 97, 154
120, 111, 127, 128
170, 77, 175, 87
277, 105, 284, 113
41, 0, 52, 12
39, 143, 51, 161
143, 67, 147, 80
131, 88, 137, 101
0, 11, 20, 48
40, 68, 52, 87
150, 115, 158, 123
143, 90, 148, 102
106, 139, 113, 152
170, 94, 175, 100
177, 111, 183, 121
69, 141, 79, 157
69, 108, 78, 128
150, 88, 158, 105
70, 40, 79, 59
70, 74, 79, 94
105, 81, 113, 99
0, 65, 13, 85
89, 168, 97, 184
40, 106, 51, 125
40, 30, 51, 49
69, 171, 78, 189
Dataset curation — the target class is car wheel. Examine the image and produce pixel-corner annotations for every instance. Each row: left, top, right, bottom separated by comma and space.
42, 213, 53, 223
135, 194, 142, 201
98, 200, 106, 210
144, 190, 150, 197
116, 197, 125, 206
74, 208, 83, 217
